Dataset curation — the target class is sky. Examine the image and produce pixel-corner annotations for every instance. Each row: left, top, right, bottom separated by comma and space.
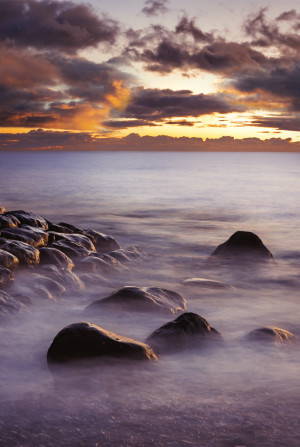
0, 0, 299, 151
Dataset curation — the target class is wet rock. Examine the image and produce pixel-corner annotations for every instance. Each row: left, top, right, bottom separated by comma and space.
0, 290, 26, 319
0, 239, 40, 267
182, 278, 235, 290
109, 246, 145, 263
57, 222, 86, 235
31, 274, 66, 300
0, 214, 20, 230
84, 229, 120, 253
0, 205, 5, 214
39, 247, 74, 271
0, 266, 14, 290
50, 239, 91, 259
246, 327, 296, 344
78, 272, 111, 287
38, 265, 84, 292
47, 321, 157, 364
48, 233, 96, 251
210, 231, 273, 262
0, 249, 19, 271
146, 312, 223, 353
77, 256, 122, 275
5, 210, 48, 230
1, 226, 48, 248
87, 286, 186, 314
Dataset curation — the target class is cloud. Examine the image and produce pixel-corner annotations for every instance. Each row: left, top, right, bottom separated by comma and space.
248, 115, 300, 132
175, 16, 213, 42
1, 130, 299, 152
123, 88, 242, 122
0, 0, 119, 53
141, 1, 169, 17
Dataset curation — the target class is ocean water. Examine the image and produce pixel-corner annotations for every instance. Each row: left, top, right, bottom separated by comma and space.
0, 151, 299, 446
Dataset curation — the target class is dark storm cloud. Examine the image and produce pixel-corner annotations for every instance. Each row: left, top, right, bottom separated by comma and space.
141, 1, 169, 17
0, 0, 119, 53
124, 88, 242, 121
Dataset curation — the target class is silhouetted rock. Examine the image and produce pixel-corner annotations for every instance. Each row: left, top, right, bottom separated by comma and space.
182, 278, 235, 290
1, 226, 48, 248
0, 249, 19, 271
47, 321, 157, 364
246, 327, 296, 344
0, 239, 40, 267
39, 247, 74, 270
0, 214, 20, 230
84, 229, 120, 253
5, 210, 48, 230
146, 312, 223, 353
109, 246, 145, 263
0, 266, 14, 290
0, 290, 26, 320
87, 286, 186, 314
210, 231, 273, 262
38, 265, 84, 291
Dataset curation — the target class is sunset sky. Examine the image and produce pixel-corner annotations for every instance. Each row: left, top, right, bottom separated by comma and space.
0, 0, 299, 150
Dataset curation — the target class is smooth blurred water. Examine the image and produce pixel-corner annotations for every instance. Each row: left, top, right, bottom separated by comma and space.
0, 151, 299, 446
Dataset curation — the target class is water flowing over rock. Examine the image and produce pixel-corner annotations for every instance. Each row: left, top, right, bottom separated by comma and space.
84, 229, 120, 253
38, 265, 84, 292
0, 249, 19, 271
76, 256, 121, 275
0, 227, 48, 248
246, 327, 296, 344
39, 247, 74, 271
0, 239, 40, 267
182, 278, 235, 290
109, 246, 145, 263
86, 286, 186, 314
0, 290, 26, 319
146, 312, 223, 353
47, 321, 157, 364
0, 266, 14, 290
209, 231, 273, 262
5, 211, 48, 230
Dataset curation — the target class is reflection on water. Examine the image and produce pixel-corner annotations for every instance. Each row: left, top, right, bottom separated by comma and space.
0, 152, 299, 446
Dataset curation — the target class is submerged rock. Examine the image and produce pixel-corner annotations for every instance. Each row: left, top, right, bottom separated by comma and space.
0, 249, 19, 271
0, 226, 48, 248
246, 327, 296, 344
209, 231, 273, 262
0, 214, 20, 230
47, 321, 157, 364
76, 256, 121, 275
146, 312, 223, 353
84, 229, 120, 253
109, 246, 145, 263
31, 274, 66, 300
38, 265, 84, 292
0, 290, 26, 319
0, 266, 14, 290
5, 210, 48, 230
39, 247, 74, 271
0, 239, 40, 267
182, 277, 235, 290
87, 286, 186, 314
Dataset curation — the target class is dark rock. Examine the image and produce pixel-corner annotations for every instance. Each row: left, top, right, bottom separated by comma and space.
50, 239, 91, 259
51, 233, 96, 251
0, 239, 40, 267
146, 312, 223, 353
38, 265, 84, 292
0, 226, 48, 248
0, 214, 20, 230
5, 210, 48, 230
210, 231, 273, 262
39, 247, 74, 270
0, 249, 19, 271
0, 290, 26, 319
0, 266, 14, 290
84, 229, 120, 253
31, 274, 66, 300
87, 286, 186, 314
57, 222, 86, 235
182, 278, 235, 290
246, 327, 296, 344
47, 321, 157, 364
0, 205, 5, 214
109, 246, 145, 263
46, 220, 79, 234
76, 256, 122, 275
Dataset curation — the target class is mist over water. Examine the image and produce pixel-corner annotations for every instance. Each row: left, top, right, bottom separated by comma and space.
0, 152, 299, 446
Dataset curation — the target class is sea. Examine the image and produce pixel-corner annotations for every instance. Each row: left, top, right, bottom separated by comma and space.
0, 151, 299, 446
